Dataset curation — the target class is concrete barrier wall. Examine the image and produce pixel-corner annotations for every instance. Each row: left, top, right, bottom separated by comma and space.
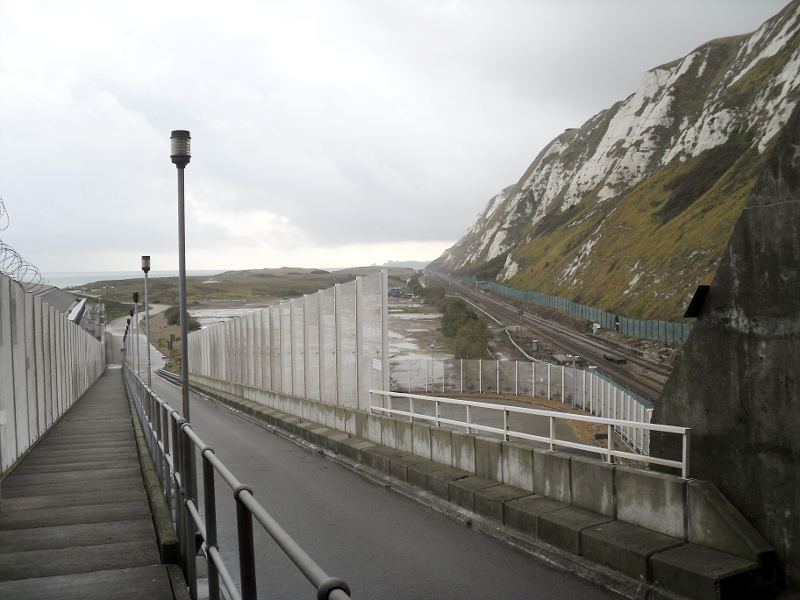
187, 271, 389, 413
0, 274, 105, 475
191, 370, 770, 564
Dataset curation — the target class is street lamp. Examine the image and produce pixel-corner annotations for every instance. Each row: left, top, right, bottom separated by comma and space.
133, 292, 140, 376
128, 308, 135, 373
141, 256, 152, 387
170, 129, 191, 420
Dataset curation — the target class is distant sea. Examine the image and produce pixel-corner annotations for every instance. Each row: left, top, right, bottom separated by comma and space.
41, 270, 223, 289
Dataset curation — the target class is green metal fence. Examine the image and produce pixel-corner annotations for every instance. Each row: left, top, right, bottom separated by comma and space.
483, 282, 691, 344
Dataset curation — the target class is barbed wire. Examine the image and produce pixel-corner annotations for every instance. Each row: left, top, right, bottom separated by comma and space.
0, 196, 45, 290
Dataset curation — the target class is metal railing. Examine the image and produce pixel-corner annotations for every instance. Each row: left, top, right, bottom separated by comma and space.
369, 389, 690, 478
123, 364, 353, 600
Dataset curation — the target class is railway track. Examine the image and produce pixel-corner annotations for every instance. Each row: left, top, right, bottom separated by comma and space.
430, 274, 669, 402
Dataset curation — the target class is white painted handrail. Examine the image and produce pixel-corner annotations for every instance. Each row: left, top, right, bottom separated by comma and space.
369, 389, 690, 478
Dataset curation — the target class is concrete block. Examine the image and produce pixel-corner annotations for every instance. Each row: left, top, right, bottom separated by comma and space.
650, 544, 760, 600
448, 476, 500, 511
309, 427, 333, 447
538, 507, 611, 555
581, 520, 682, 582
280, 415, 301, 434
381, 417, 397, 449
324, 432, 350, 453
365, 414, 383, 444
570, 456, 615, 517
473, 484, 529, 521
687, 480, 773, 564
411, 422, 432, 460
394, 420, 413, 453
533, 450, 571, 504
361, 446, 404, 473
503, 495, 567, 537
474, 436, 501, 481
294, 421, 318, 442
336, 437, 376, 463
426, 466, 471, 501
389, 454, 428, 482
500, 442, 534, 492
450, 431, 475, 473
406, 461, 450, 490
615, 466, 685, 539
430, 427, 453, 466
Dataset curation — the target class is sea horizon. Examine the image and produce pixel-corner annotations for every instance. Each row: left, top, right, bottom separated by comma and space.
41, 270, 224, 289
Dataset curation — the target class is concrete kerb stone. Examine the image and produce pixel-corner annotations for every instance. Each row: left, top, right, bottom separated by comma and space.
503, 495, 568, 538
389, 454, 429, 482
430, 427, 453, 466
533, 449, 571, 504
570, 456, 615, 518
474, 436, 501, 481
581, 520, 683, 582
473, 483, 530, 521
538, 506, 612, 556
615, 466, 685, 540
500, 442, 534, 492
411, 422, 432, 460
337, 437, 376, 462
687, 479, 774, 565
426, 466, 471, 501
450, 431, 476, 473
361, 445, 405, 472
448, 476, 500, 511
650, 543, 760, 600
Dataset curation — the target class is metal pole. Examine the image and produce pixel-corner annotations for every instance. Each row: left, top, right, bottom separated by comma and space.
134, 300, 140, 376
177, 165, 190, 420
144, 270, 151, 387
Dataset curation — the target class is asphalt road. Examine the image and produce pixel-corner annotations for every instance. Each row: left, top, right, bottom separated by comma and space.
109, 330, 617, 599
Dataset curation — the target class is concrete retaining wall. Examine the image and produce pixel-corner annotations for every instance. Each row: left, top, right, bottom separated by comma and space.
189, 371, 772, 566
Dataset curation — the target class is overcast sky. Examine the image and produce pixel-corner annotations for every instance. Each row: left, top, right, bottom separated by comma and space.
0, 0, 788, 272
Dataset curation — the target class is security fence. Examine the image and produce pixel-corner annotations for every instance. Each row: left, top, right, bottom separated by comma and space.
483, 282, 691, 344
390, 357, 654, 455
188, 271, 390, 411
0, 273, 105, 474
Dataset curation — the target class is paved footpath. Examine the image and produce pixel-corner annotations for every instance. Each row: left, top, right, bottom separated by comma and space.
0, 368, 185, 600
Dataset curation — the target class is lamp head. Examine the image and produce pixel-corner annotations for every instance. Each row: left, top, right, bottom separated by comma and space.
129, 308, 134, 317
141, 255, 151, 273
170, 130, 191, 167
133, 292, 139, 303
126, 318, 131, 325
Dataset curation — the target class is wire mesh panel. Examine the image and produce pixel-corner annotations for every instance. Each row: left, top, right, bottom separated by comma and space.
319, 287, 337, 404
499, 360, 516, 395
336, 281, 358, 408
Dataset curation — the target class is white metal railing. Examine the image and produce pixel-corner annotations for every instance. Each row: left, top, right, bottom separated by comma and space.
369, 390, 690, 478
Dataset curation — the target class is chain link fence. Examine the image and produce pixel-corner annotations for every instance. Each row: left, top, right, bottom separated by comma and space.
188, 271, 390, 411
484, 282, 690, 344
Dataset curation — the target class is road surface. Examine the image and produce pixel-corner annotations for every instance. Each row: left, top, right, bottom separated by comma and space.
108, 330, 618, 599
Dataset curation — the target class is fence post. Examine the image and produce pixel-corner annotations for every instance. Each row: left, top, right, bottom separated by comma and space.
203, 450, 220, 600
607, 424, 614, 464
547, 363, 551, 401
479, 358, 482, 394
460, 358, 463, 394
236, 491, 257, 600
548, 416, 555, 451
496, 359, 499, 394
682, 429, 691, 478
561, 365, 565, 403
515, 360, 518, 396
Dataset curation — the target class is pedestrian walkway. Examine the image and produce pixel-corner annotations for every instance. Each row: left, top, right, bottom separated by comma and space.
0, 369, 186, 600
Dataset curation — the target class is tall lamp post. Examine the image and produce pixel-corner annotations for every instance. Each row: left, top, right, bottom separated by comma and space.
141, 256, 152, 387
170, 130, 191, 420
128, 308, 136, 374
133, 292, 140, 376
